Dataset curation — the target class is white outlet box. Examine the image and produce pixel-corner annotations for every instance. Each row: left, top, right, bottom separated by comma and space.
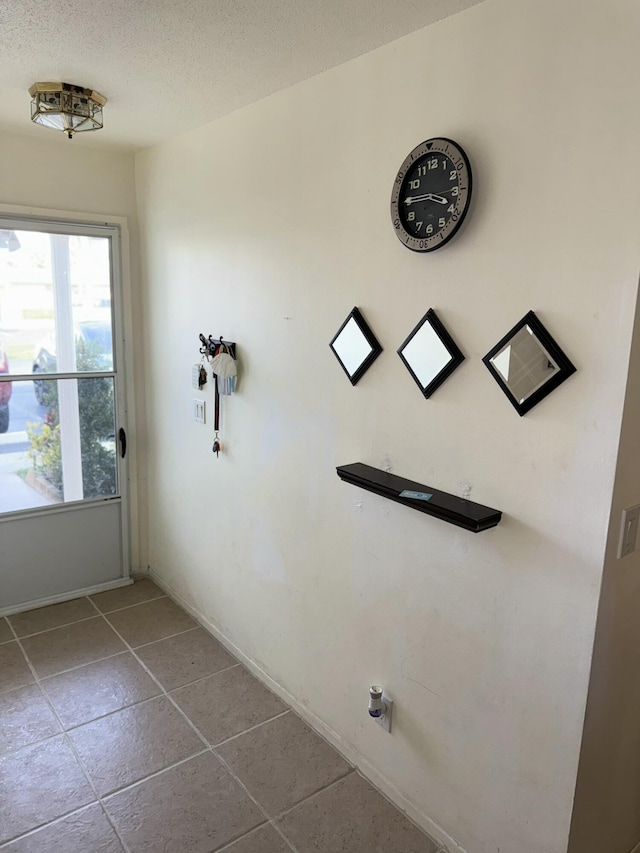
193, 399, 206, 424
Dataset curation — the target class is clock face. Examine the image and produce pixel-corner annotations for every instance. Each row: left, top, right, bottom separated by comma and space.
390, 138, 472, 252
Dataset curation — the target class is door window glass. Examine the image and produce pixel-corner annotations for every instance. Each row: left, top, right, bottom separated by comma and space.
0, 230, 113, 376
0, 225, 118, 514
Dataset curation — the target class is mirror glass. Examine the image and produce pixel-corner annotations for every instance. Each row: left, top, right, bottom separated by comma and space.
483, 311, 576, 416
330, 307, 382, 385
397, 309, 465, 398
402, 324, 451, 387
333, 317, 373, 376
489, 325, 559, 404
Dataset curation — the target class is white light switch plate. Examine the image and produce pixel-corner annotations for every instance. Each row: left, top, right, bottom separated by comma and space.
618, 504, 640, 559
193, 399, 206, 424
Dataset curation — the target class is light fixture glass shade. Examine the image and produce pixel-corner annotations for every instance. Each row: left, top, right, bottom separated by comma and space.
29, 82, 106, 139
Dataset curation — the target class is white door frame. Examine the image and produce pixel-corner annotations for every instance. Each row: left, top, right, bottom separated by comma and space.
0, 205, 140, 613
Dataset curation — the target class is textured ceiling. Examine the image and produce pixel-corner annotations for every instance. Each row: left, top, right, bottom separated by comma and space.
0, 0, 484, 151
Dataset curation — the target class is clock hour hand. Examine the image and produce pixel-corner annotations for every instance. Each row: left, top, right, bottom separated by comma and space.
404, 192, 449, 205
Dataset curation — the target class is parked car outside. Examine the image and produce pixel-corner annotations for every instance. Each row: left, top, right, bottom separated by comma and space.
0, 341, 12, 433
32, 321, 113, 405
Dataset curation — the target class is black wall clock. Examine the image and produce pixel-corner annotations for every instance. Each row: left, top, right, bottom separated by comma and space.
390, 137, 472, 252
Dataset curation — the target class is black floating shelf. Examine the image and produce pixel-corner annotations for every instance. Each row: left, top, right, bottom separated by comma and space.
337, 463, 502, 533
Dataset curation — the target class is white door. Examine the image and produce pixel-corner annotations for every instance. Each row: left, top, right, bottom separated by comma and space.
0, 217, 129, 613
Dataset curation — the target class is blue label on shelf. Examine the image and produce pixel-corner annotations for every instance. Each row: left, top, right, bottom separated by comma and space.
399, 490, 433, 502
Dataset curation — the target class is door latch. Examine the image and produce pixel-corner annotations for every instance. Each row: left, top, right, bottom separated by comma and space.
118, 427, 127, 458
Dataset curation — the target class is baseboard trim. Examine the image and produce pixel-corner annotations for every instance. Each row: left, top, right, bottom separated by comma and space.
131, 567, 149, 580
148, 568, 466, 853
0, 576, 132, 618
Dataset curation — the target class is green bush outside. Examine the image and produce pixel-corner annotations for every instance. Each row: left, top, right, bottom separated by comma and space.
27, 339, 116, 499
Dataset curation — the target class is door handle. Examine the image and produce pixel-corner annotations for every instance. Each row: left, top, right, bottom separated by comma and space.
118, 427, 127, 458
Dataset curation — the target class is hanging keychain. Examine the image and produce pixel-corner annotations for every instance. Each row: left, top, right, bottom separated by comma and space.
192, 356, 208, 391
212, 371, 221, 456
198, 334, 237, 458
210, 340, 238, 457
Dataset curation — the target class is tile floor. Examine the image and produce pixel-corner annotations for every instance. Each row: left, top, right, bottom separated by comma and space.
0, 579, 441, 852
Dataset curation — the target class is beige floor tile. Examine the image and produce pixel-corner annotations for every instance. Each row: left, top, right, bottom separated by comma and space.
278, 772, 439, 852
1, 803, 124, 852
135, 627, 236, 690
172, 665, 287, 745
20, 618, 126, 679
0, 643, 34, 695
217, 712, 351, 815
105, 597, 195, 647
220, 823, 292, 853
0, 684, 60, 756
89, 579, 165, 614
1, 593, 442, 853
42, 652, 161, 730
0, 617, 13, 644
8, 598, 96, 638
104, 752, 265, 853
0, 735, 95, 845
68, 695, 204, 796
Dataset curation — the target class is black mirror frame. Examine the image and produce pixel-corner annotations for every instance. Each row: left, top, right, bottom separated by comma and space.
397, 309, 465, 399
482, 310, 576, 416
329, 307, 383, 386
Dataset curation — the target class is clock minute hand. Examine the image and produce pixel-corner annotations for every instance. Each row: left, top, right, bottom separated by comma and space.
404, 192, 449, 205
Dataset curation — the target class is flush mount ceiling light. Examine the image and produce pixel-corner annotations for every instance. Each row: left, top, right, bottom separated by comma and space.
28, 82, 106, 139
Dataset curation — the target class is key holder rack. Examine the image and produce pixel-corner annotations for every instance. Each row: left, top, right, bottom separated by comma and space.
198, 333, 238, 457
199, 333, 237, 361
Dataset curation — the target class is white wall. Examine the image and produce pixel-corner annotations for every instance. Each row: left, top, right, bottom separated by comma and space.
568, 275, 640, 853
135, 1, 640, 851
0, 129, 145, 573
0, 130, 135, 217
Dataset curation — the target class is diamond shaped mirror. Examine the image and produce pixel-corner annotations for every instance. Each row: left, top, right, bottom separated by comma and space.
483, 310, 576, 415
397, 309, 465, 398
330, 307, 382, 385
